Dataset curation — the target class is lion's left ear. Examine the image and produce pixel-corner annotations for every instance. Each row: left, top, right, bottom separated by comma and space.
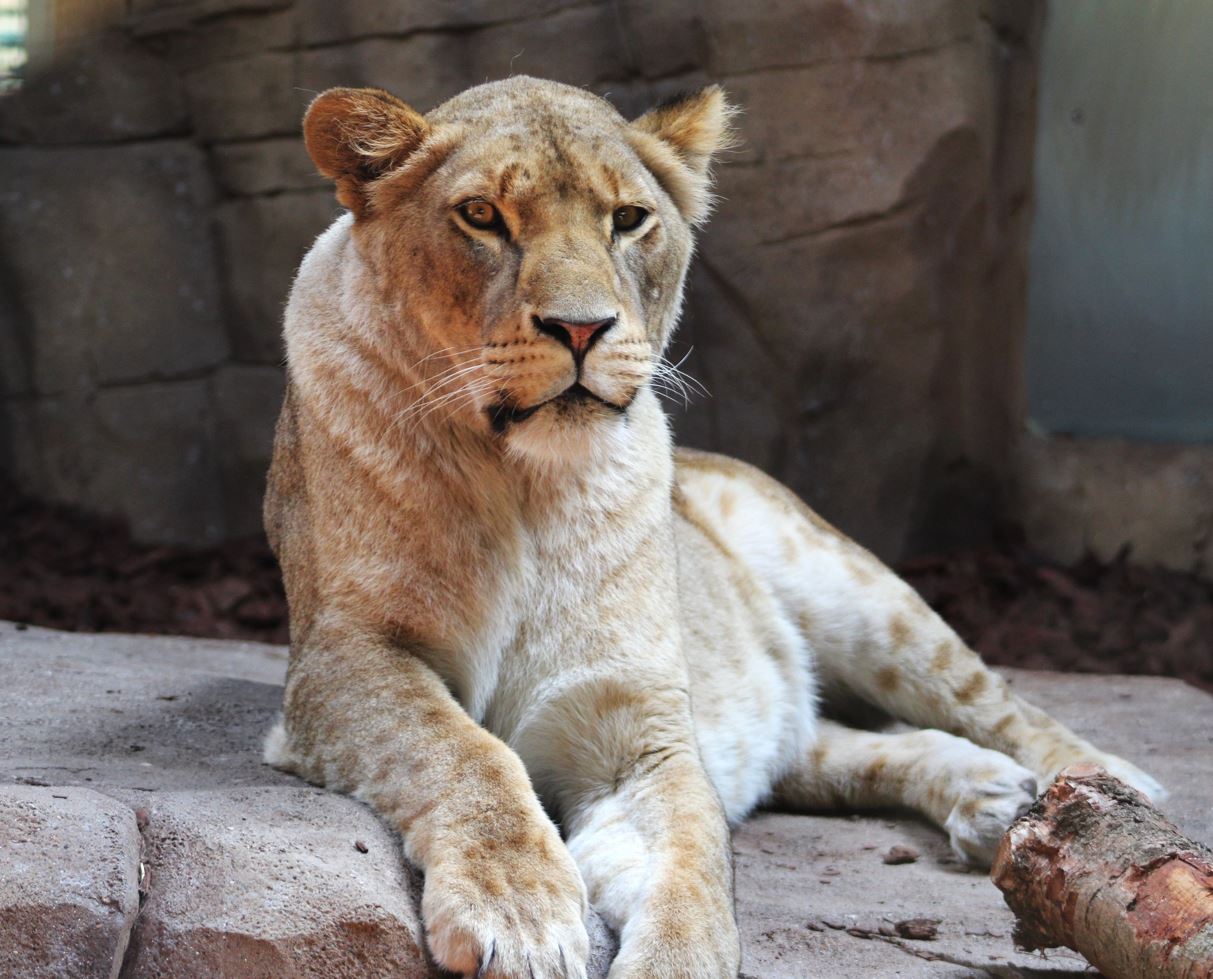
629, 86, 737, 225
631, 86, 736, 175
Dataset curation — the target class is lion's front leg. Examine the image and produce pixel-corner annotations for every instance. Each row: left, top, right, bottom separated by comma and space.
563, 740, 739, 979
268, 623, 590, 979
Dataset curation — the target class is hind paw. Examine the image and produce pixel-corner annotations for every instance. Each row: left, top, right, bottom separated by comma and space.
944, 760, 1038, 867
1043, 751, 1167, 805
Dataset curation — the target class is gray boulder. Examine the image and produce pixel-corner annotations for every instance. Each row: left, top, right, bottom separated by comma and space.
0, 786, 141, 979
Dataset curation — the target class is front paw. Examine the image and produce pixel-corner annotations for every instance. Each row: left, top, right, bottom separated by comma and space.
607, 918, 740, 979
604, 894, 740, 979
421, 823, 590, 979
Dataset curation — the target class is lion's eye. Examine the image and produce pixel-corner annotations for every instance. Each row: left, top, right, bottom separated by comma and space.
459, 200, 502, 231
613, 205, 649, 233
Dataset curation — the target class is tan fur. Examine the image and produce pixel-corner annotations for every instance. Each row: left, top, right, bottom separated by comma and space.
264, 77, 1163, 979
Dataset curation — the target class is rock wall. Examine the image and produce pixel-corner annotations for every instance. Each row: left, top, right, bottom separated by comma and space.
0, 0, 1044, 558
1015, 434, 1213, 578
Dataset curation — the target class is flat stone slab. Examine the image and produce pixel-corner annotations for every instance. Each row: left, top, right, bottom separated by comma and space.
0, 785, 141, 979
121, 787, 432, 979
2, 620, 1211, 977
0, 622, 293, 794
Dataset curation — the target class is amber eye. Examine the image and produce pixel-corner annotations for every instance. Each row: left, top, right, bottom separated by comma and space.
613, 205, 649, 233
459, 200, 502, 230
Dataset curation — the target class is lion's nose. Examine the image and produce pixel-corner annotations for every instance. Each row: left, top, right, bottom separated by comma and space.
534, 315, 616, 360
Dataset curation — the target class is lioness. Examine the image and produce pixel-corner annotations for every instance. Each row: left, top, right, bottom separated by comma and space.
264, 77, 1162, 979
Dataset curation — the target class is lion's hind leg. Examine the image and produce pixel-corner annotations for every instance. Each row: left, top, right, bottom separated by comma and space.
673, 448, 1164, 805
797, 544, 1166, 803
774, 719, 1037, 866
784, 548, 1167, 804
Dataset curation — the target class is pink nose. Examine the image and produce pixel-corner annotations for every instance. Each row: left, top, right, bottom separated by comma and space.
534, 316, 616, 359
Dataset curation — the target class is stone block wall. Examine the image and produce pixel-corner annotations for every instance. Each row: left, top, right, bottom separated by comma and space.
0, 0, 1043, 557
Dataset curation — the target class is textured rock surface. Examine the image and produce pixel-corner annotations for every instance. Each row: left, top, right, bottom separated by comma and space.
0, 142, 226, 392
183, 51, 299, 142
211, 364, 289, 538
212, 137, 326, 197
293, 0, 586, 46
121, 788, 433, 979
0, 139, 229, 542
0, 1, 1045, 560
0, 785, 141, 979
1017, 434, 1213, 578
2, 620, 1211, 976
214, 191, 340, 364
0, 33, 187, 144
0, 623, 294, 792
5, 380, 228, 544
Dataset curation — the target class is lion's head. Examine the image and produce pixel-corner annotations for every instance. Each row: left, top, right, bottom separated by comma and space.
303, 76, 734, 464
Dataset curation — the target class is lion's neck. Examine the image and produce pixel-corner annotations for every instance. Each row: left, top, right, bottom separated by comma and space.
508, 391, 673, 526
382, 390, 680, 723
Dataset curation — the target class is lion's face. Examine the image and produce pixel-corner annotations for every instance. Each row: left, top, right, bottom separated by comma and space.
304, 77, 733, 463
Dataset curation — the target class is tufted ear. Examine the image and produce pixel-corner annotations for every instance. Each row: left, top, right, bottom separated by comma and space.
303, 87, 430, 217
629, 86, 737, 225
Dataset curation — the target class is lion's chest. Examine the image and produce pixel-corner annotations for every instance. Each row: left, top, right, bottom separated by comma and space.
452, 495, 681, 746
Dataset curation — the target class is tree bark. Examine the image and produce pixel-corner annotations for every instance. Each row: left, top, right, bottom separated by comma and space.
991, 764, 1213, 979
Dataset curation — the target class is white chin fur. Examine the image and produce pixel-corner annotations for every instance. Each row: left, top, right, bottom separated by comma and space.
504, 404, 631, 468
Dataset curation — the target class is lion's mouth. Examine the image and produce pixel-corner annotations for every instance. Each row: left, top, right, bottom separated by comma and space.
488, 383, 627, 433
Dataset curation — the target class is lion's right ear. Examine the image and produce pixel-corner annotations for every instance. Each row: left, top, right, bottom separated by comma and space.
303, 87, 430, 217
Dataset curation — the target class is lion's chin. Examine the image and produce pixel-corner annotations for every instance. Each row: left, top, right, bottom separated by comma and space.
489, 384, 625, 432
498, 392, 632, 468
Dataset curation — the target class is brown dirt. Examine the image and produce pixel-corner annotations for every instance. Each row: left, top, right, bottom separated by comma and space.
2, 480, 1211, 693
0, 479, 288, 644
898, 529, 1213, 695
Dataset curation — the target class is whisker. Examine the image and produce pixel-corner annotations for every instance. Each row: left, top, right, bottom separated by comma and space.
406, 380, 494, 435
408, 369, 493, 424
403, 345, 483, 374
650, 380, 691, 408
384, 362, 490, 428
654, 347, 710, 400
398, 356, 487, 395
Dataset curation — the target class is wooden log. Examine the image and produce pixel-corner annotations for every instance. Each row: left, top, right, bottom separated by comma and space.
991, 764, 1213, 979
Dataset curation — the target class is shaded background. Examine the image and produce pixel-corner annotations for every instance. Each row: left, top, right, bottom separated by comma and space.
1, 0, 1042, 555
0, 0, 1210, 684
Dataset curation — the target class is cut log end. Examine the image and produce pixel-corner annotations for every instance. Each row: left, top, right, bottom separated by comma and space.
991, 765, 1213, 979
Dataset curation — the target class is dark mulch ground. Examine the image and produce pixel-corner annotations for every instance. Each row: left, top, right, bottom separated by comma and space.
0, 480, 288, 644
2, 480, 1211, 693
900, 534, 1213, 695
